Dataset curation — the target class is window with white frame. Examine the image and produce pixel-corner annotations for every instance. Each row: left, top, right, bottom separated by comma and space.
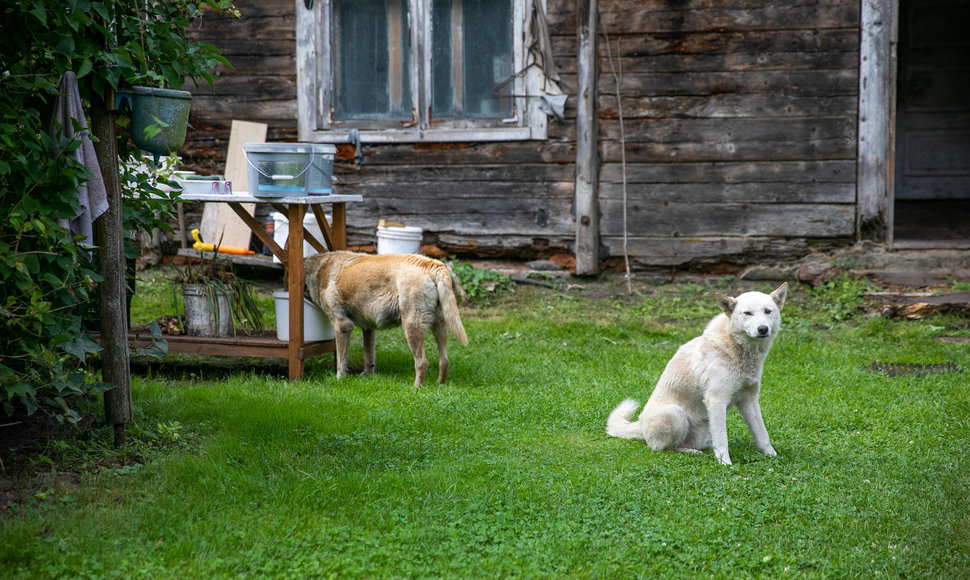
296, 0, 558, 143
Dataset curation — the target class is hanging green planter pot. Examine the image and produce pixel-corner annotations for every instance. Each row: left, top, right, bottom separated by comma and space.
117, 86, 192, 156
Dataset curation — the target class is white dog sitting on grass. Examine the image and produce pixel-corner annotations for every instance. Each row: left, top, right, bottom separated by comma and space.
606, 283, 787, 466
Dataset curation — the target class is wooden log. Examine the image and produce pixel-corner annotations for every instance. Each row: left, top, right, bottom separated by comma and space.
90, 94, 131, 447
342, 196, 574, 236
856, 0, 897, 242
574, 0, 599, 275
595, 2, 859, 35
335, 163, 575, 184
287, 204, 306, 380
431, 232, 573, 256
333, 179, 573, 201
599, 117, 857, 163
599, 95, 858, 120
603, 69, 860, 98
599, 160, 857, 185
599, 201, 856, 238
862, 292, 970, 320
605, 235, 817, 267
599, 181, 855, 204
599, 29, 859, 67
598, 160, 857, 204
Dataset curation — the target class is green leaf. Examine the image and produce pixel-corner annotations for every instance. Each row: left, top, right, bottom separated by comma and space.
77, 57, 94, 79
60, 335, 103, 360
54, 35, 76, 56
86, 381, 115, 393
5, 383, 35, 398
20, 396, 38, 416
91, 2, 109, 21
29, 4, 47, 25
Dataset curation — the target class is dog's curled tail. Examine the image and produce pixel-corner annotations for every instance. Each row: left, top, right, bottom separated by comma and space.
606, 399, 644, 439
435, 267, 468, 345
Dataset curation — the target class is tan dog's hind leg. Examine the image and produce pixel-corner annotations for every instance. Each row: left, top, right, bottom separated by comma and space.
403, 320, 429, 386
362, 328, 377, 375
432, 319, 449, 383
642, 404, 690, 451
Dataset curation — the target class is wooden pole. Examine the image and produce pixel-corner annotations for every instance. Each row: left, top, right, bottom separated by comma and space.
575, 0, 600, 275
856, 0, 898, 244
90, 92, 132, 447
287, 204, 306, 381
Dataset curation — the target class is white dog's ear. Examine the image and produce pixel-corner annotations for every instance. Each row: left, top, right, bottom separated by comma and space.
715, 293, 737, 315
770, 282, 788, 310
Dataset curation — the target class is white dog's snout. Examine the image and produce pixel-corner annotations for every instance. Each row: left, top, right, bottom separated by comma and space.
744, 316, 773, 338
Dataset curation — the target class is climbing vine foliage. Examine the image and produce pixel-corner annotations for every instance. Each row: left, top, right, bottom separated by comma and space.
0, 0, 236, 420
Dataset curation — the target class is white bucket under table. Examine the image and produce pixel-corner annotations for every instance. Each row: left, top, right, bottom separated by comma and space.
272, 290, 335, 342
271, 211, 329, 264
377, 225, 423, 254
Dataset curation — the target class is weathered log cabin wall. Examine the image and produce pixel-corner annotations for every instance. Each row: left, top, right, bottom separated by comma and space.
591, 0, 861, 267
181, 2, 299, 170
180, 0, 862, 269
181, 0, 576, 259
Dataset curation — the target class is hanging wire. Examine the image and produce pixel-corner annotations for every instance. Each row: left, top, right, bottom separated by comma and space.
601, 26, 632, 295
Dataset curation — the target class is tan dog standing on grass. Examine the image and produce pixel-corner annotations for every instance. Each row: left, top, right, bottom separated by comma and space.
606, 283, 787, 465
305, 252, 468, 386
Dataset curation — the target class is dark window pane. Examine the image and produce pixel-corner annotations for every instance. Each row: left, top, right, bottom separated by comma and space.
432, 0, 512, 119
333, 0, 411, 120
432, 0, 454, 116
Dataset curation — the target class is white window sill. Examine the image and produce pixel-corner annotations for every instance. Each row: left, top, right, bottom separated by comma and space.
305, 126, 540, 144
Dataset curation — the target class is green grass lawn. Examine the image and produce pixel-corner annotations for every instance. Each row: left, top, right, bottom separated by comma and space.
2, 272, 968, 578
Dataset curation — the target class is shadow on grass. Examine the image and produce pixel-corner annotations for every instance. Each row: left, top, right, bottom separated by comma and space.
129, 355, 289, 380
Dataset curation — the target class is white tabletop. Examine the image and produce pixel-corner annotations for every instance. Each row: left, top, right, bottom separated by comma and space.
179, 192, 363, 204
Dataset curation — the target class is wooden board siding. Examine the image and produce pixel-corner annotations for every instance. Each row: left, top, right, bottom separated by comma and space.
589, 0, 860, 267
335, 149, 577, 256
178, 0, 862, 269
181, 2, 299, 174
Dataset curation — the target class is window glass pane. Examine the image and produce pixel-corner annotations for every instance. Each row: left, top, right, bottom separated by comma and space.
431, 1, 454, 116
333, 0, 411, 120
432, 0, 512, 119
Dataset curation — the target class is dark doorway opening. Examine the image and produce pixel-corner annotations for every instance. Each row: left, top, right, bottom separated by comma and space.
894, 0, 970, 246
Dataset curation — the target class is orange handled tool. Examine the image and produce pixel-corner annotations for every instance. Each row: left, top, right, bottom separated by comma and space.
191, 228, 254, 255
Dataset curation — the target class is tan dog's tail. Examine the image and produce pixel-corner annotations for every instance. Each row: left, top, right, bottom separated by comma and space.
435, 267, 468, 345
445, 261, 467, 304
606, 399, 644, 439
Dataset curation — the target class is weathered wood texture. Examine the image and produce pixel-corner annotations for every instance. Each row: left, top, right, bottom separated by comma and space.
856, 0, 896, 242
179, 0, 862, 269
181, 2, 299, 174
91, 96, 131, 443
589, 0, 860, 267
575, 0, 601, 274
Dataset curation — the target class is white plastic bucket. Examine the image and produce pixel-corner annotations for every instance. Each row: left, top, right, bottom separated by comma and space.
271, 211, 329, 264
377, 225, 423, 254
272, 290, 335, 342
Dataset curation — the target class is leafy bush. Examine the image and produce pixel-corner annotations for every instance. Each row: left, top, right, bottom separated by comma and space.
0, 0, 235, 419
0, 106, 109, 420
449, 261, 516, 300
802, 275, 871, 326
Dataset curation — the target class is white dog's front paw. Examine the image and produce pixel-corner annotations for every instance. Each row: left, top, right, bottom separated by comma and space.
763, 445, 777, 457
714, 449, 732, 466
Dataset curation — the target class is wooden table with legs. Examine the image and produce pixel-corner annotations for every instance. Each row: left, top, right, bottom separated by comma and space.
157, 192, 362, 380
